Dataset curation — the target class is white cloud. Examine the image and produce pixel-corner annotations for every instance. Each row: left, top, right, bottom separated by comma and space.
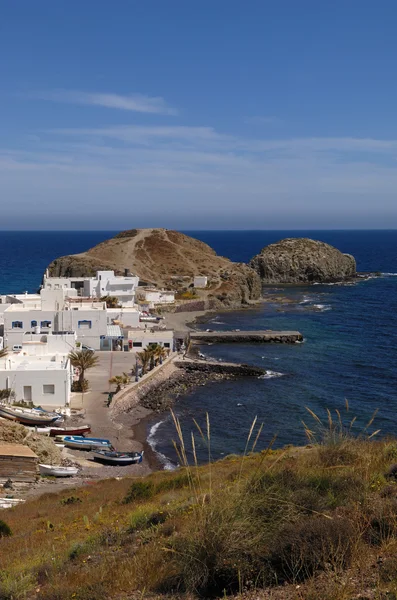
28, 90, 178, 115
2, 124, 397, 227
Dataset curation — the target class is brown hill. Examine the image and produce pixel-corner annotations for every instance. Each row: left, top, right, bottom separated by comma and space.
47, 228, 261, 307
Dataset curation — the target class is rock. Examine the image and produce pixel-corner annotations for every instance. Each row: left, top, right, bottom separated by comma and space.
249, 238, 356, 284
47, 228, 262, 309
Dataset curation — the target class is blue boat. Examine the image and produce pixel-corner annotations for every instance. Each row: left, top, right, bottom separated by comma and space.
63, 436, 113, 451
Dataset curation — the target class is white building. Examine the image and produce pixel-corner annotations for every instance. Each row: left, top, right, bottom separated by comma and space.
0, 354, 71, 408
125, 328, 174, 352
194, 276, 208, 288
20, 331, 77, 356
3, 291, 109, 351
43, 270, 139, 307
137, 289, 175, 308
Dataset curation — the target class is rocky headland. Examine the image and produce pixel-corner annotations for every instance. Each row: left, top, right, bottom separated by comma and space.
47, 228, 261, 309
249, 237, 357, 284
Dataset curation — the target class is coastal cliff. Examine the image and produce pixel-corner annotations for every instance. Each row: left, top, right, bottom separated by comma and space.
47, 228, 262, 308
249, 237, 356, 284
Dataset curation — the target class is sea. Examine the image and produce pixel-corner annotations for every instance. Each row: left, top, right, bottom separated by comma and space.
1, 230, 396, 468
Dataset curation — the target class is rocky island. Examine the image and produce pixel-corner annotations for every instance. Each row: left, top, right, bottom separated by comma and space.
249, 237, 357, 284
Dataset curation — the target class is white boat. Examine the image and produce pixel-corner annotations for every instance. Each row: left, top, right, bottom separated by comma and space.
0, 405, 61, 426
38, 464, 79, 477
92, 450, 144, 465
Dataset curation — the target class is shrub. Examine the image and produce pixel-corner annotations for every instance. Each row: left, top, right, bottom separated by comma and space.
71, 379, 89, 392
0, 519, 12, 538
60, 495, 82, 505
269, 516, 356, 583
123, 480, 154, 504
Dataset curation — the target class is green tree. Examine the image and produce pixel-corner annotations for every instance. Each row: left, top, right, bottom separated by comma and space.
109, 372, 131, 393
68, 350, 99, 391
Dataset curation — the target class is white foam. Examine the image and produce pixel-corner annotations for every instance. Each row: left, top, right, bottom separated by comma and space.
313, 304, 331, 311
258, 370, 284, 379
382, 273, 397, 276
147, 420, 177, 471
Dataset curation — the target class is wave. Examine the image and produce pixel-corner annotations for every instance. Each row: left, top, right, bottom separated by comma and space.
258, 370, 284, 379
382, 273, 397, 276
313, 304, 331, 312
147, 420, 177, 471
299, 295, 315, 304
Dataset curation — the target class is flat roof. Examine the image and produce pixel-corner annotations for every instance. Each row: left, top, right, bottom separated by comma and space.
1, 357, 68, 371
0, 443, 38, 458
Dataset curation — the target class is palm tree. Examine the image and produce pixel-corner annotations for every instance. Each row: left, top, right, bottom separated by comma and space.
137, 349, 152, 375
145, 343, 162, 369
0, 347, 8, 359
68, 349, 99, 391
109, 372, 131, 393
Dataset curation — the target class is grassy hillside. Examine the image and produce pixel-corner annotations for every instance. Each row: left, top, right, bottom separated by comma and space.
2, 410, 397, 599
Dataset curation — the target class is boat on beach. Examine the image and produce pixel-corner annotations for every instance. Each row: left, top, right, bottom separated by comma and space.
92, 450, 144, 465
38, 464, 79, 477
49, 425, 91, 437
0, 405, 62, 426
63, 436, 113, 450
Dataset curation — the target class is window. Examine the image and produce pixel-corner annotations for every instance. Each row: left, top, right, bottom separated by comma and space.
43, 384, 55, 394
132, 341, 142, 347
164, 343, 170, 348
40, 320, 52, 328
31, 320, 37, 328
12, 321, 23, 329
78, 320, 92, 329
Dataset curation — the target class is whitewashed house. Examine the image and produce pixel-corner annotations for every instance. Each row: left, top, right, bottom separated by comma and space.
137, 289, 175, 309
0, 354, 72, 408
125, 328, 174, 352
43, 270, 139, 307
3, 289, 109, 351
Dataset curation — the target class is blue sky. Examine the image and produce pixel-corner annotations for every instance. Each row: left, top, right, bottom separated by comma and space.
1, 1, 397, 229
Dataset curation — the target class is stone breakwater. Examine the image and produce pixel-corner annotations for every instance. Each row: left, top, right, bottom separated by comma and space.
189, 330, 303, 344
111, 358, 266, 416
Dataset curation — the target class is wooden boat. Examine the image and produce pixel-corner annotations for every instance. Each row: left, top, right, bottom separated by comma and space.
49, 425, 91, 437
0, 405, 61, 426
93, 450, 144, 465
39, 464, 78, 477
63, 436, 112, 451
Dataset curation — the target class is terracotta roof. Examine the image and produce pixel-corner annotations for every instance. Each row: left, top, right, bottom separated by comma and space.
0, 444, 38, 458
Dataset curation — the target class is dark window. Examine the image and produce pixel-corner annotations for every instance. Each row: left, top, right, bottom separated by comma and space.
132, 342, 142, 347
40, 320, 52, 328
78, 320, 92, 329
31, 320, 37, 328
164, 343, 170, 348
12, 321, 23, 329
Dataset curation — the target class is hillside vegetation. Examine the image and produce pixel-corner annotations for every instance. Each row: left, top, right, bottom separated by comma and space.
2, 410, 397, 599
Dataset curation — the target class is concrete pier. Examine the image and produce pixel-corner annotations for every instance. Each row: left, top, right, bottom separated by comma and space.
189, 330, 303, 344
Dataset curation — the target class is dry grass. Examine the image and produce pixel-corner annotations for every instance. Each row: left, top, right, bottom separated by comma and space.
2, 410, 397, 599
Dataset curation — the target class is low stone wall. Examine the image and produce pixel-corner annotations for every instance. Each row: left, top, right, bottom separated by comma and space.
110, 357, 179, 417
